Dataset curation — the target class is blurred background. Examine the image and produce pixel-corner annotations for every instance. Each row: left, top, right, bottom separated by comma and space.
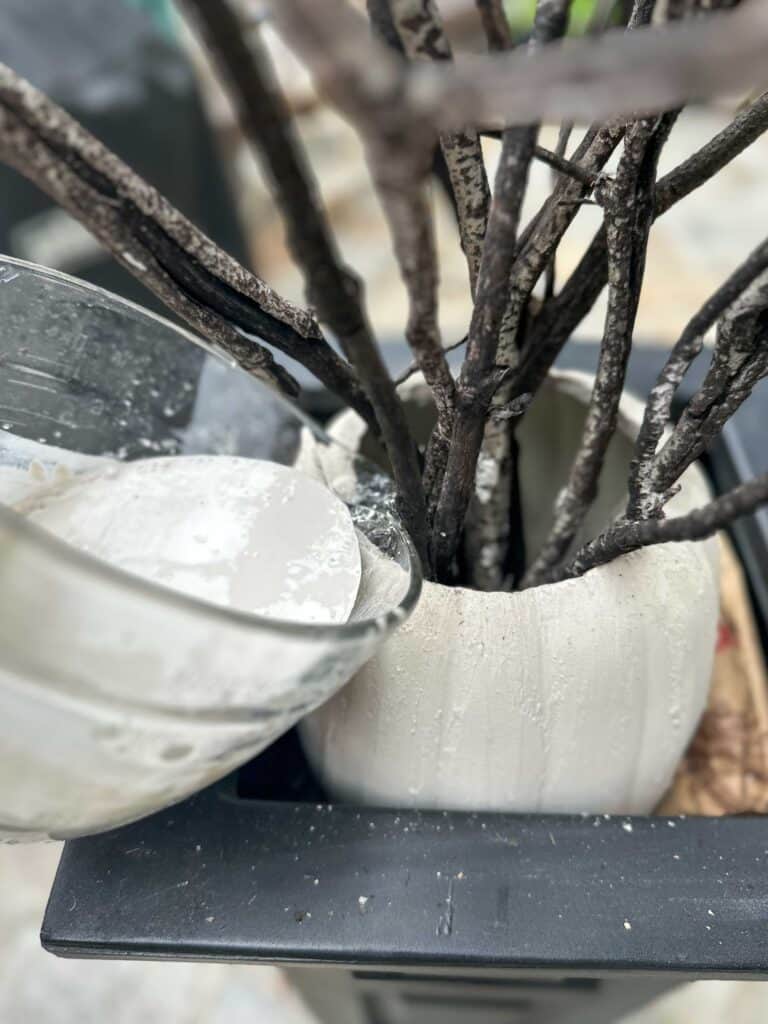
1, 0, 768, 1020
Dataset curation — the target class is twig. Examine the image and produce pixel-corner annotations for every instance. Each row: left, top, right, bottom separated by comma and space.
475, 0, 514, 51
365, 1, 463, 228
518, 90, 768, 406
463, 0, 574, 591
381, 1, 488, 510
181, 1, 436, 562
650, 270, 768, 492
274, 0, 468, 565
432, 119, 541, 580
179, 0, 432, 563
179, 0, 374, 364
388, 1, 491, 293
0, 63, 382, 412
522, 115, 670, 588
533, 144, 599, 187
394, 334, 468, 385
508, 0, 655, 331
547, 472, 768, 584
628, 235, 768, 519
655, 90, 768, 217
542, 0, 618, 305
543, 124, 574, 300
380, 179, 457, 510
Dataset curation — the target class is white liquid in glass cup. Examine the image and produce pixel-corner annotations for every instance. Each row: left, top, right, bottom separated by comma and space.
0, 257, 420, 841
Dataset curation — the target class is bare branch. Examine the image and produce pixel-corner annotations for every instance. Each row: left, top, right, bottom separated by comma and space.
548, 472, 768, 584
536, 142, 600, 187
365, 0, 464, 222
462, 0, 575, 591
374, 2, 490, 509
628, 235, 768, 519
388, 1, 491, 293
519, 90, 768, 405
179, 0, 373, 363
431, 120, 541, 579
381, 180, 457, 509
655, 90, 768, 217
0, 63, 383, 406
475, 0, 515, 51
271, 3, 452, 560
650, 270, 768, 493
508, 0, 657, 329
523, 115, 670, 588
541, 0, 620, 303
178, 0, 438, 563
394, 333, 468, 385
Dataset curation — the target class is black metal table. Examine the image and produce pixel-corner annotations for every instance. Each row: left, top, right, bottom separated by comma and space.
41, 347, 768, 1024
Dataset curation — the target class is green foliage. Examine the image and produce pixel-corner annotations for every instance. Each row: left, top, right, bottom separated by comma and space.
504, 0, 614, 35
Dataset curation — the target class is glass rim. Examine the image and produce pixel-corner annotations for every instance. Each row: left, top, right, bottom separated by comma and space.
0, 255, 423, 643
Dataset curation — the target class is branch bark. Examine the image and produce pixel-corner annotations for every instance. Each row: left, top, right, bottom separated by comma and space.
463, 0, 574, 591
389, 0, 491, 294
365, 0, 463, 223
627, 235, 768, 519
547, 472, 768, 584
475, 0, 514, 51
0, 62, 381, 420
518, 90, 768, 405
431, 122, 541, 579
178, 0, 436, 565
522, 114, 672, 588
650, 269, 768, 492
179, 0, 376, 364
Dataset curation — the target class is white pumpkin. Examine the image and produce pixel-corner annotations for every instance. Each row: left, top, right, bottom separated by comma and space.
297, 371, 720, 814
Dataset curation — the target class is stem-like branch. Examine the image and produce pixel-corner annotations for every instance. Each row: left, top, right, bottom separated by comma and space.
650, 271, 768, 492
549, 472, 768, 584
179, 0, 374, 364
0, 64, 391, 411
389, 1, 491, 293
523, 114, 670, 588
178, 0, 437, 563
272, 0, 465, 567
376, 1, 488, 511
379, 179, 456, 508
463, 0, 575, 591
365, 0, 464, 223
628, 235, 768, 519
533, 144, 598, 187
475, 0, 514, 50
431, 123, 540, 579
519, 90, 768, 405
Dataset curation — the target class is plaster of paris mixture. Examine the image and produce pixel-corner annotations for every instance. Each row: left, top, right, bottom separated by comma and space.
0, 452, 369, 839
15, 455, 362, 625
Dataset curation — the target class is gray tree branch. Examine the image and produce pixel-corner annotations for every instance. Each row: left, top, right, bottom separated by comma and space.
464, 0, 574, 592
518, 90, 768, 407
627, 235, 768, 519
548, 471, 768, 584
523, 114, 671, 588
389, 0, 491, 294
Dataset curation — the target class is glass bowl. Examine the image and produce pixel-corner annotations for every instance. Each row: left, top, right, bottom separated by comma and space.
0, 256, 421, 841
